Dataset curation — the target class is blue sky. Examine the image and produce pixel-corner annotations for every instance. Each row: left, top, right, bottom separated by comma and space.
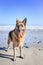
0, 0, 43, 26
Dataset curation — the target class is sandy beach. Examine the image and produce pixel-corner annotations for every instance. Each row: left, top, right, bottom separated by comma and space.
0, 29, 43, 65
0, 47, 43, 65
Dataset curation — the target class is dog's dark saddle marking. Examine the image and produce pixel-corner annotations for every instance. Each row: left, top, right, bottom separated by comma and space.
9, 30, 14, 40
9, 29, 20, 40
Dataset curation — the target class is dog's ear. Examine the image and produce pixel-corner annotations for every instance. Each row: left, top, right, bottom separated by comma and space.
16, 18, 19, 24
22, 18, 27, 25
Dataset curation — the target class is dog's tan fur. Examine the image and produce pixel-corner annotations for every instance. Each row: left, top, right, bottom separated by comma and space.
7, 18, 27, 61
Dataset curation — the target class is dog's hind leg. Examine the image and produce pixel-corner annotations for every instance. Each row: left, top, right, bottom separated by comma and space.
7, 36, 11, 51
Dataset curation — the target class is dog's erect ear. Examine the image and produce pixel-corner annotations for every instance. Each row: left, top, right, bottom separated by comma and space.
16, 18, 19, 24
22, 18, 27, 25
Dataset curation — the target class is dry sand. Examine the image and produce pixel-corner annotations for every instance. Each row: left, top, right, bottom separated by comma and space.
0, 47, 43, 65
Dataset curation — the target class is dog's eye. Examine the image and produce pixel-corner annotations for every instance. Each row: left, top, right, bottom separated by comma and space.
20, 24, 23, 27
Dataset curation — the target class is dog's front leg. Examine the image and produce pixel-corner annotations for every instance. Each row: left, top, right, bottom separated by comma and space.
13, 47, 16, 61
19, 46, 24, 59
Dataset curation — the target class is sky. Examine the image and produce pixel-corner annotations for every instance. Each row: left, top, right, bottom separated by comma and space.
0, 0, 43, 26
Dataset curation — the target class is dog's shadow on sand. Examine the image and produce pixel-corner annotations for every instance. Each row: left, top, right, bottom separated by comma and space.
0, 53, 14, 61
0, 47, 7, 50
0, 47, 23, 61
0, 47, 14, 61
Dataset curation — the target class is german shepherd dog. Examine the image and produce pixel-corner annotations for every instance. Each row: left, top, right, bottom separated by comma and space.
7, 18, 27, 61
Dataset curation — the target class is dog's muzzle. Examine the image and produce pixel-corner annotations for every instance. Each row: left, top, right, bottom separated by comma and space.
17, 29, 23, 37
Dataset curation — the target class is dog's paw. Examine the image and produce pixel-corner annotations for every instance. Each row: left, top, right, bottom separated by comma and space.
11, 58, 16, 61
14, 58, 16, 61
5, 49, 8, 52
19, 56, 24, 59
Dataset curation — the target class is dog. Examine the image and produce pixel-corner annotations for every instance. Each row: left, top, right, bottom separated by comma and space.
7, 18, 27, 61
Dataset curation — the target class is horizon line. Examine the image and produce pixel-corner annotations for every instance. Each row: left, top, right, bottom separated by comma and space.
0, 25, 43, 31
